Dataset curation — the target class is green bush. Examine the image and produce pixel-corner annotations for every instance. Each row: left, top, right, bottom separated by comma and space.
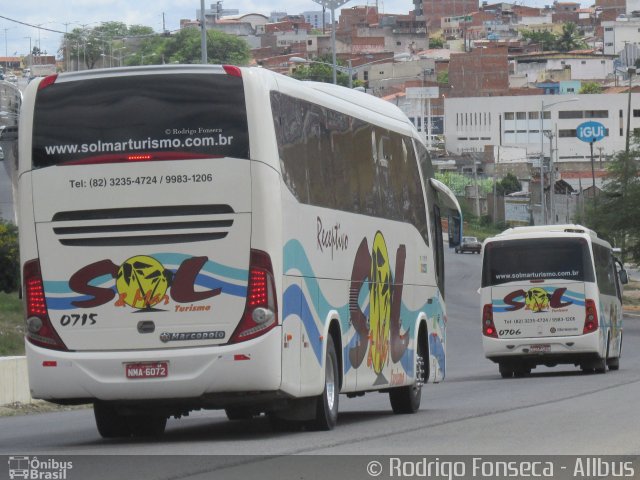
0, 220, 19, 293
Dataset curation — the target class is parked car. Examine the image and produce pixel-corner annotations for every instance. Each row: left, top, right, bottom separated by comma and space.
455, 236, 482, 254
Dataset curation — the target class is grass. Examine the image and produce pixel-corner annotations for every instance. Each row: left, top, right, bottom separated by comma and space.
623, 280, 640, 307
0, 291, 24, 356
463, 222, 503, 242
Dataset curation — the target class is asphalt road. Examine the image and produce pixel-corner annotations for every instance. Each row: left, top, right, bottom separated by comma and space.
1, 248, 639, 478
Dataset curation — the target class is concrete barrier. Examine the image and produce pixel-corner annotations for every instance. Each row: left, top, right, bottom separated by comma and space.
0, 356, 32, 405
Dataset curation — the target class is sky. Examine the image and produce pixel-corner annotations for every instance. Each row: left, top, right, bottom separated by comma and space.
2, 0, 593, 62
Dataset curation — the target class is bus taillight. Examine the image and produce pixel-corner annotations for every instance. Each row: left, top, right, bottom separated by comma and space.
23, 259, 68, 351
229, 249, 278, 344
482, 304, 498, 338
37, 74, 58, 90
583, 299, 599, 334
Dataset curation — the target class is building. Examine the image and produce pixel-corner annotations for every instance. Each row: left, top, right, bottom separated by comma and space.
302, 10, 331, 30
444, 92, 638, 172
448, 46, 510, 97
419, 0, 478, 28
602, 17, 640, 55
512, 52, 616, 84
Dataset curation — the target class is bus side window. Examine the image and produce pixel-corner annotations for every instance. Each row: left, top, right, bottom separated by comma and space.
433, 204, 445, 297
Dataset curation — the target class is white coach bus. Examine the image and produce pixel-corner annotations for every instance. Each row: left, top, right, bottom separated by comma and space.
481, 225, 627, 378
10, 65, 461, 437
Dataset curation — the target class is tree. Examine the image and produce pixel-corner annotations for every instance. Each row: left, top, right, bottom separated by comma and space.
429, 36, 445, 49
290, 55, 351, 86
437, 71, 449, 85
584, 134, 640, 263
63, 22, 155, 69
579, 82, 603, 94
496, 173, 522, 196
161, 28, 250, 65
555, 22, 587, 52
0, 220, 19, 293
520, 29, 557, 52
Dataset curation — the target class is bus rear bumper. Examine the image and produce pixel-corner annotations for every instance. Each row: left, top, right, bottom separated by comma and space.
483, 331, 603, 366
26, 328, 284, 404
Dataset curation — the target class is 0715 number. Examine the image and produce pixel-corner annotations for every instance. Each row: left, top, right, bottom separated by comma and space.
60, 313, 98, 327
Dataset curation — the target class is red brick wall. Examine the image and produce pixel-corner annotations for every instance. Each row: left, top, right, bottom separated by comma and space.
448, 46, 509, 97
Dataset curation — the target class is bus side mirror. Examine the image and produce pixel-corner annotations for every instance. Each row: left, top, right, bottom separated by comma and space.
619, 269, 629, 285
448, 214, 461, 248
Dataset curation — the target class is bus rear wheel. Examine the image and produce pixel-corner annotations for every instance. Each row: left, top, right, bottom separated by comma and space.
94, 401, 129, 438
94, 401, 167, 438
389, 336, 425, 414
309, 336, 339, 430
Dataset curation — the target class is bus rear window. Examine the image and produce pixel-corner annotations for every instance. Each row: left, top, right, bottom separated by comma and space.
482, 237, 595, 287
32, 72, 249, 167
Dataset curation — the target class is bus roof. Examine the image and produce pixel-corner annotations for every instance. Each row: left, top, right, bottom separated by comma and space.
496, 224, 599, 240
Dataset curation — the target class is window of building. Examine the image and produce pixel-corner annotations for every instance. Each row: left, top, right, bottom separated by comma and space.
529, 111, 539, 120
581, 60, 586, 65
633, 109, 640, 117
504, 112, 514, 120
585, 110, 608, 118
516, 112, 526, 120
605, 27, 613, 31
559, 110, 584, 119
543, 111, 551, 119
559, 129, 577, 137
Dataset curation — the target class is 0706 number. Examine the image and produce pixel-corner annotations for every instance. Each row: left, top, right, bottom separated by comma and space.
498, 329, 522, 336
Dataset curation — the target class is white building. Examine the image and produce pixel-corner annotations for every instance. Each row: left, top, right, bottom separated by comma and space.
302, 10, 330, 30
512, 55, 615, 83
444, 93, 639, 167
602, 18, 640, 55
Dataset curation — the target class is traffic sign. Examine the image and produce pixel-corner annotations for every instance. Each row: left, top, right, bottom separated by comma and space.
576, 121, 606, 143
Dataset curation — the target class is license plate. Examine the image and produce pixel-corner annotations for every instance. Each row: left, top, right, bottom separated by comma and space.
125, 362, 168, 379
529, 344, 551, 353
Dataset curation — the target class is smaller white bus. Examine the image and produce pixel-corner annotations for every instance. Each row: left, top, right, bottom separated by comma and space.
481, 224, 628, 377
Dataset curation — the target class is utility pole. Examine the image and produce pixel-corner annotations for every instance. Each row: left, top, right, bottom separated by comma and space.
200, 0, 207, 64
626, 66, 635, 153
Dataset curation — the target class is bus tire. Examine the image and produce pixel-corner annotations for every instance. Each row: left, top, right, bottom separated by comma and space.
128, 414, 167, 437
609, 335, 622, 370
225, 407, 253, 421
93, 401, 130, 438
389, 334, 425, 414
309, 336, 339, 430
499, 363, 514, 379
513, 364, 531, 378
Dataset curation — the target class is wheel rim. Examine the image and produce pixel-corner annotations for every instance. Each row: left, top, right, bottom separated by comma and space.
326, 353, 336, 411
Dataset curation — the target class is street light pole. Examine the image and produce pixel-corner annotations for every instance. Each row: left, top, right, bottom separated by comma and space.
539, 100, 546, 225
312, 0, 350, 84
